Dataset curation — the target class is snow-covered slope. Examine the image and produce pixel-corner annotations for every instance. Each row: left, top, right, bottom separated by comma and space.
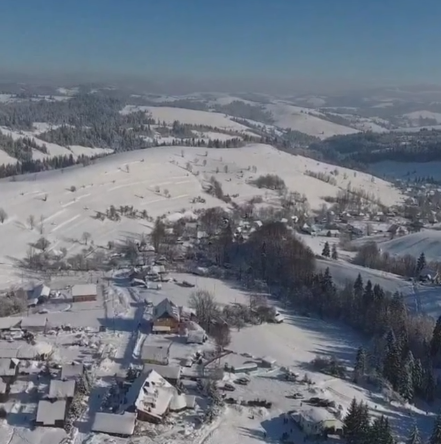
265, 103, 359, 139
0, 143, 401, 290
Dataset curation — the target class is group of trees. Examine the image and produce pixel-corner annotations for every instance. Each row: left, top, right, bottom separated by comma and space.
321, 241, 338, 259
251, 174, 286, 191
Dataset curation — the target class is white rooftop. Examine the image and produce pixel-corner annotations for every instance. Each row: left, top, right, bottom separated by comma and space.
71, 283, 97, 297
92, 412, 137, 436
36, 399, 67, 425
49, 379, 76, 399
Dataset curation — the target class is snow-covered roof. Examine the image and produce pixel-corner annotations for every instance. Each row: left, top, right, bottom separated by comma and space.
140, 344, 170, 364
92, 412, 137, 436
153, 298, 180, 322
61, 362, 84, 380
33, 284, 51, 299
0, 358, 19, 376
143, 363, 181, 381
71, 283, 97, 298
187, 330, 206, 343
0, 380, 7, 393
131, 370, 175, 419
300, 408, 340, 424
21, 316, 47, 329
49, 379, 76, 399
169, 393, 196, 411
0, 316, 22, 330
36, 399, 68, 425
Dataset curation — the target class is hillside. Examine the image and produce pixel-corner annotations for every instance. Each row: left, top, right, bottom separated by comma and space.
0, 143, 401, 290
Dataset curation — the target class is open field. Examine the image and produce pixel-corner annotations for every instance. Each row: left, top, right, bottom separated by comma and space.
0, 144, 402, 291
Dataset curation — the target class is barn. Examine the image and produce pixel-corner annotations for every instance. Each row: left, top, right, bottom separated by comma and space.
71, 284, 98, 302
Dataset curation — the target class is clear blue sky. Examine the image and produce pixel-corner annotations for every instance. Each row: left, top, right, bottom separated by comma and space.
0, 0, 440, 90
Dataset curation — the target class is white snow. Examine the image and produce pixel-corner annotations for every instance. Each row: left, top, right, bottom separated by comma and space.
264, 102, 359, 139
402, 110, 441, 126
0, 144, 401, 290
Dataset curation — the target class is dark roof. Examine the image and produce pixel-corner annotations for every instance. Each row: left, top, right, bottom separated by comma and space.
153, 298, 180, 322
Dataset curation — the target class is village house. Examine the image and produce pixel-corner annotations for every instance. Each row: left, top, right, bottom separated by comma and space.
128, 369, 194, 423
48, 379, 76, 400
152, 299, 180, 334
35, 399, 69, 428
140, 344, 170, 366
61, 362, 84, 380
292, 408, 343, 437
143, 363, 181, 386
21, 316, 47, 333
91, 412, 137, 437
71, 284, 98, 302
32, 284, 51, 303
0, 358, 20, 384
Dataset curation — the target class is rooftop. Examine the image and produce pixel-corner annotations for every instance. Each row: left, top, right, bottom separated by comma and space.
142, 363, 181, 381
48, 379, 76, 399
21, 315, 47, 329
71, 283, 97, 298
0, 316, 22, 330
153, 298, 180, 322
61, 362, 84, 380
140, 343, 170, 363
300, 407, 341, 424
36, 399, 68, 425
0, 358, 19, 376
92, 412, 137, 437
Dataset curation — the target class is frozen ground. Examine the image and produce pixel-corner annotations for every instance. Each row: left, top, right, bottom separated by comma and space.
0, 144, 401, 290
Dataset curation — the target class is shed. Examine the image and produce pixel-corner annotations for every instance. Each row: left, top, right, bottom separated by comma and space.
61, 362, 84, 380
0, 317, 22, 331
92, 412, 137, 437
140, 344, 170, 365
71, 284, 97, 302
49, 379, 76, 399
143, 364, 181, 385
36, 399, 69, 428
187, 329, 206, 344
21, 316, 47, 333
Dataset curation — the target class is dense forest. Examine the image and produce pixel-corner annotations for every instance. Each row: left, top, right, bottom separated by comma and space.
309, 130, 441, 166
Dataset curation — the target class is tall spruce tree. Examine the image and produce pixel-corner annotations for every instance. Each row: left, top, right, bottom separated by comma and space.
383, 329, 401, 389
344, 398, 362, 444
322, 241, 331, 257
353, 346, 366, 383
430, 315, 441, 359
430, 413, 441, 444
407, 423, 422, 444
331, 243, 338, 259
416, 252, 426, 277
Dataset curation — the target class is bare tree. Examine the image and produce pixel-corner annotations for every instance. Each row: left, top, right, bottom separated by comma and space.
0, 208, 7, 223
27, 214, 35, 229
212, 323, 231, 353
151, 217, 166, 252
82, 231, 91, 245
189, 290, 219, 331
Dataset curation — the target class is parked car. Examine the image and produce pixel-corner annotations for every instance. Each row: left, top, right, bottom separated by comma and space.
220, 383, 236, 391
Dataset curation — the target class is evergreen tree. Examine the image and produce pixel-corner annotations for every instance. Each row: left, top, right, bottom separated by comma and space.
322, 241, 331, 257
407, 423, 422, 444
430, 413, 441, 444
383, 329, 401, 389
353, 346, 366, 383
412, 358, 424, 396
354, 273, 363, 297
397, 358, 414, 402
371, 415, 395, 444
425, 370, 436, 403
430, 315, 441, 359
331, 243, 338, 259
416, 252, 426, 276
343, 398, 362, 444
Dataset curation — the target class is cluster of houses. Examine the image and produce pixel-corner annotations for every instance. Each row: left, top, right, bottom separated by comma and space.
35, 362, 84, 428
28, 283, 98, 308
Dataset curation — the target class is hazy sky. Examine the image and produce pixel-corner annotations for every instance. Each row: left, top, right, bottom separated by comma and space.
0, 0, 440, 92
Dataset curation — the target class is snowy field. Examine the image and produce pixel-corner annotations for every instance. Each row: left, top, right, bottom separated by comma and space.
0, 143, 401, 291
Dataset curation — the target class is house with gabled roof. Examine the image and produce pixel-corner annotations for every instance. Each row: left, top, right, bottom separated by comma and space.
152, 298, 180, 333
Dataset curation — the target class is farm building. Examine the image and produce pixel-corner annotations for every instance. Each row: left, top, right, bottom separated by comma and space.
292, 408, 343, 437
0, 317, 22, 331
91, 412, 137, 437
35, 399, 69, 428
61, 362, 84, 380
142, 363, 181, 385
48, 379, 76, 400
152, 298, 180, 333
140, 344, 170, 365
0, 380, 10, 402
32, 284, 51, 302
0, 358, 20, 384
71, 284, 98, 302
21, 316, 47, 333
